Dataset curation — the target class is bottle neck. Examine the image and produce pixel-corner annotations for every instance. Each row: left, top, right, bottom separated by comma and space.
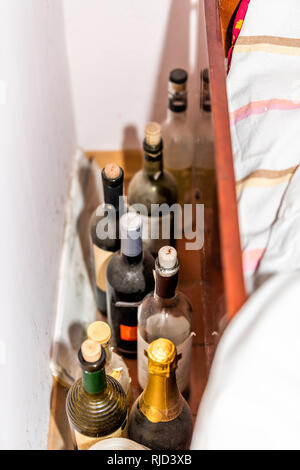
140, 370, 183, 423
143, 153, 163, 176
82, 367, 107, 394
103, 181, 124, 211
121, 234, 142, 262
122, 251, 143, 265
143, 138, 163, 177
167, 108, 187, 122
155, 270, 178, 300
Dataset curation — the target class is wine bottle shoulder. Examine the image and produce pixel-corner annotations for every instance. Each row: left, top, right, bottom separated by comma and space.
106, 250, 155, 296
139, 290, 193, 322
128, 170, 178, 210
128, 397, 192, 450
89, 207, 120, 252
66, 376, 127, 438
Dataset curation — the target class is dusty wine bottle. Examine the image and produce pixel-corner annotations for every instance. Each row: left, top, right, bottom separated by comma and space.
87, 321, 131, 400
138, 246, 194, 393
162, 69, 194, 206
89, 163, 124, 315
128, 338, 193, 450
106, 212, 155, 356
128, 122, 178, 257
66, 339, 128, 450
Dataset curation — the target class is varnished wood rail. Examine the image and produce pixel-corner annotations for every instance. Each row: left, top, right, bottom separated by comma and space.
205, 0, 246, 321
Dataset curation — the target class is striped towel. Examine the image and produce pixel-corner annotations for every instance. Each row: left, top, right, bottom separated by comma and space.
227, 0, 300, 292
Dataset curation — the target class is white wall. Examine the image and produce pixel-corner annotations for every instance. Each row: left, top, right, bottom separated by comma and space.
0, 0, 76, 449
63, 0, 206, 151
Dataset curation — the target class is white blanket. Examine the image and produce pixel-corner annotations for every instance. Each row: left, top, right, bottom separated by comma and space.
191, 272, 300, 450
227, 0, 300, 291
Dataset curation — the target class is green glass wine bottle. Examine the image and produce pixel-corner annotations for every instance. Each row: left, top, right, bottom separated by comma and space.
128, 338, 193, 450
128, 122, 178, 257
66, 339, 128, 450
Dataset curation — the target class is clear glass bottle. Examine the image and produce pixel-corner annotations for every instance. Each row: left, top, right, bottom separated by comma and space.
106, 212, 155, 356
66, 339, 128, 450
162, 69, 194, 206
138, 246, 194, 394
128, 122, 178, 257
128, 338, 193, 450
194, 68, 216, 208
89, 163, 124, 315
87, 321, 131, 401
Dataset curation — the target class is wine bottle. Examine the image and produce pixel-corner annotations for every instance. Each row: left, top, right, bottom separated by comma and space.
194, 68, 216, 207
128, 122, 178, 257
162, 69, 194, 206
138, 246, 194, 394
87, 321, 131, 401
106, 212, 155, 356
89, 163, 124, 315
66, 339, 128, 450
128, 338, 193, 450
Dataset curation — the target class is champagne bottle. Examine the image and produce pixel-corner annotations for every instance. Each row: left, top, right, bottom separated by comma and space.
162, 69, 194, 206
128, 122, 178, 257
66, 339, 128, 450
138, 246, 194, 394
87, 321, 131, 401
106, 212, 155, 356
89, 163, 124, 315
194, 68, 215, 207
128, 338, 193, 450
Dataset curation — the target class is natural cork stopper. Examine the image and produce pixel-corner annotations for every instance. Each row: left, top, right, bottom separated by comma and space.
145, 122, 162, 146
148, 338, 176, 365
158, 246, 177, 270
81, 339, 101, 363
87, 321, 111, 345
104, 163, 121, 180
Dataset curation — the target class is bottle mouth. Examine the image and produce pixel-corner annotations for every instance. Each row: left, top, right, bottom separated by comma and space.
78, 345, 106, 372
155, 256, 179, 278
102, 165, 124, 187
143, 138, 163, 156
148, 338, 177, 365
169, 68, 188, 85
87, 321, 112, 345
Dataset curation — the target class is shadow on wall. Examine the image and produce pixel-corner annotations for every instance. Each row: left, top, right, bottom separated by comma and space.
121, 0, 207, 163
149, 0, 200, 126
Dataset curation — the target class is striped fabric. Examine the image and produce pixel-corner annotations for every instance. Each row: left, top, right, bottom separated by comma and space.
227, 0, 300, 292
236, 167, 297, 195
230, 99, 300, 126
235, 36, 300, 56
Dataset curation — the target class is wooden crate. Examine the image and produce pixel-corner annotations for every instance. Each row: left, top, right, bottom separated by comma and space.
48, 0, 246, 450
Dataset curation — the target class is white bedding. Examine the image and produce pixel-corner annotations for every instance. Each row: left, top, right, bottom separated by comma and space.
227, 0, 300, 291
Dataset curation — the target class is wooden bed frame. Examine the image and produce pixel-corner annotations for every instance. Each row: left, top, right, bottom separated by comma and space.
48, 0, 246, 449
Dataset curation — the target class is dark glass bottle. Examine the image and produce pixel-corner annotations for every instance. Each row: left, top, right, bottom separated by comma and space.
89, 163, 124, 315
66, 339, 128, 450
128, 122, 178, 257
106, 212, 155, 356
128, 338, 193, 450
